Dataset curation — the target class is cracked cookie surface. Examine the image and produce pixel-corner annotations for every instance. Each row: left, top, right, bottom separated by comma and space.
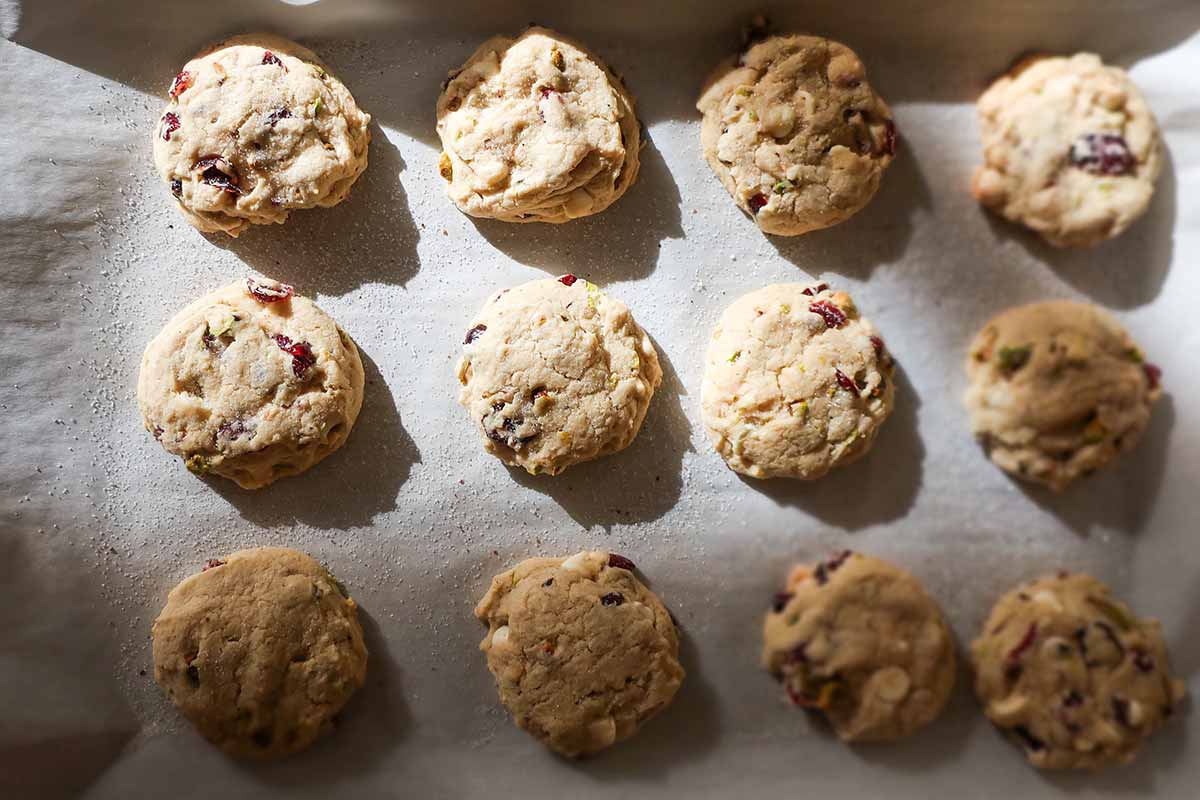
696, 33, 896, 235
153, 33, 371, 236
763, 552, 956, 741
972, 572, 1185, 769
456, 276, 660, 475
701, 283, 894, 479
152, 547, 368, 759
964, 300, 1160, 491
972, 52, 1161, 247
138, 278, 364, 489
436, 26, 640, 223
475, 550, 684, 756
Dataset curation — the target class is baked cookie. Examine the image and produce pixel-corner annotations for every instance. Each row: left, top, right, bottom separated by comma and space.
138, 277, 365, 489
764, 552, 956, 741
973, 53, 1162, 247
972, 572, 1185, 769
436, 26, 640, 223
964, 300, 1161, 491
696, 33, 896, 235
475, 551, 684, 757
701, 282, 895, 479
154, 33, 371, 236
456, 275, 661, 475
152, 548, 368, 759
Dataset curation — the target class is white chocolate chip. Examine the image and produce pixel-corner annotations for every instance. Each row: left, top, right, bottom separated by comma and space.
1032, 589, 1063, 611
491, 625, 510, 647
586, 716, 617, 747
875, 666, 912, 702
763, 105, 796, 139
561, 552, 589, 572
988, 693, 1029, 722
1127, 699, 1146, 726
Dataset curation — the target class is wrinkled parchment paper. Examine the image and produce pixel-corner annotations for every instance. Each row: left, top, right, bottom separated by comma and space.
2, 1, 1197, 797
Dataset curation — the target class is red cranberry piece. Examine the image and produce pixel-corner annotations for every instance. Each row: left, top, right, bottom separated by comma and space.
1143, 363, 1162, 389
748, 192, 768, 214
193, 155, 242, 195
834, 369, 859, 393
161, 112, 180, 141
1012, 725, 1045, 752
1069, 133, 1135, 176
1062, 690, 1084, 707
1132, 650, 1156, 672
1007, 623, 1039, 663
558, 274, 578, 287
608, 554, 636, 571
217, 418, 251, 442
262, 51, 284, 67
272, 334, 316, 377
785, 642, 808, 664
169, 70, 194, 98
170, 179, 182, 198
881, 119, 898, 156
814, 550, 852, 585
203, 558, 225, 571
600, 592, 624, 606
809, 300, 847, 328
771, 592, 793, 612
1111, 696, 1132, 727
246, 276, 294, 304
464, 324, 487, 345
869, 335, 884, 355
265, 107, 292, 127
153, 425, 164, 440
801, 283, 829, 297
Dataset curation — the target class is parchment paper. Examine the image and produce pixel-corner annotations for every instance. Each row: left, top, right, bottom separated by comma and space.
2, 1, 1197, 798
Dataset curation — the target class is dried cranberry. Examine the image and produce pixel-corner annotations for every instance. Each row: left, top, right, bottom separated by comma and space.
1069, 133, 1135, 176
531, 387, 548, 400
834, 369, 859, 393
1012, 725, 1045, 752
265, 107, 292, 127
814, 550, 852, 585
542, 578, 554, 587
1133, 650, 1156, 672
170, 179, 182, 198
1143, 363, 1162, 389
246, 276, 294, 304
600, 592, 624, 606
558, 274, 578, 287
1007, 623, 1038, 663
785, 642, 808, 664
538, 86, 557, 99
169, 70, 193, 98
262, 50, 283, 67
608, 554, 636, 571
193, 155, 242, 195
1063, 690, 1084, 707
464, 324, 487, 345
161, 112, 180, 141
203, 558, 225, 571
881, 120, 898, 156
869, 336, 884, 355
272, 334, 316, 377
748, 192, 768, 214
217, 418, 250, 442
1111, 696, 1132, 727
809, 300, 847, 328
771, 592, 793, 612
801, 283, 829, 297
153, 425, 164, 440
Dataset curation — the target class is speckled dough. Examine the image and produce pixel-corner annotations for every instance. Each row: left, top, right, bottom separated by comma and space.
456, 276, 661, 475
138, 279, 365, 489
475, 551, 684, 757
701, 283, 895, 479
964, 300, 1161, 491
436, 27, 640, 223
972, 53, 1162, 247
972, 572, 1185, 769
763, 552, 956, 742
152, 548, 368, 759
696, 34, 896, 235
153, 33, 371, 236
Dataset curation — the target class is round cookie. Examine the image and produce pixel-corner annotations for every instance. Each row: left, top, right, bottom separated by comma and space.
964, 300, 1161, 491
152, 548, 368, 759
696, 33, 897, 236
972, 53, 1162, 247
436, 26, 640, 223
456, 275, 661, 475
138, 277, 365, 489
701, 282, 895, 479
763, 552, 957, 741
972, 572, 1185, 769
475, 551, 684, 757
154, 33, 371, 236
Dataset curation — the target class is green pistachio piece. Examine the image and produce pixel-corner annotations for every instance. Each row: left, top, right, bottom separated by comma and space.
185, 455, 210, 475
550, 47, 565, 71
997, 344, 1032, 373
773, 179, 795, 195
328, 573, 350, 599
728, 350, 741, 363
1124, 347, 1143, 363
312, 97, 323, 116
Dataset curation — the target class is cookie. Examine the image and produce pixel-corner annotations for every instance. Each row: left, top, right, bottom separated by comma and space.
138, 277, 365, 489
972, 572, 1185, 769
153, 33, 371, 236
701, 282, 895, 479
972, 53, 1162, 247
964, 300, 1161, 491
436, 26, 640, 223
696, 33, 896, 236
475, 551, 684, 757
763, 552, 956, 741
456, 275, 661, 475
152, 548, 368, 759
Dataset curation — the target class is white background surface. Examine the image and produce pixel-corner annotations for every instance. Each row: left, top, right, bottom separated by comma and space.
1, 1, 1197, 797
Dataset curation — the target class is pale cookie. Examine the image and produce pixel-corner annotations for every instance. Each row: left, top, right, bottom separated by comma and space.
138, 277, 365, 489
436, 26, 640, 223
697, 33, 896, 235
973, 52, 1162, 247
972, 572, 1185, 769
154, 33, 371, 236
475, 551, 684, 757
152, 547, 368, 759
702, 282, 895, 479
456, 275, 661, 475
764, 551, 956, 742
964, 300, 1162, 491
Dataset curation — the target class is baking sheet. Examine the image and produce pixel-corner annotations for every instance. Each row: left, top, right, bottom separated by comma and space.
1, 0, 1198, 797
